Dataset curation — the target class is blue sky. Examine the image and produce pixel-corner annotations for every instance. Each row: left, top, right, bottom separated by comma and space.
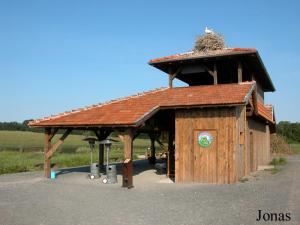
0, 0, 299, 122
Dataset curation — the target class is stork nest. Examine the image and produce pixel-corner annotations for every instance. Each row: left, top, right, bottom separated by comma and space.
194, 33, 225, 52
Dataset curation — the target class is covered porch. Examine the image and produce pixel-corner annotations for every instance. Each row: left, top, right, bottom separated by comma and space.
36, 108, 176, 188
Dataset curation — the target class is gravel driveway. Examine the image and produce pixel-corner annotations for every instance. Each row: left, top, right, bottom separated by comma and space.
0, 156, 299, 225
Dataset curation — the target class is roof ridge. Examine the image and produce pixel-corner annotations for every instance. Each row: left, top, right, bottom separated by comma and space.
29, 87, 168, 125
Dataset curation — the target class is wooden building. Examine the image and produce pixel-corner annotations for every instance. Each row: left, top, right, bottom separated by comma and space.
29, 47, 275, 185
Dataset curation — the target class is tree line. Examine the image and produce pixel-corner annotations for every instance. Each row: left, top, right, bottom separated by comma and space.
0, 120, 42, 132
1, 120, 299, 142
276, 121, 300, 143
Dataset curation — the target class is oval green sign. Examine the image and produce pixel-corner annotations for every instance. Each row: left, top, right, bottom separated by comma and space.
198, 132, 213, 148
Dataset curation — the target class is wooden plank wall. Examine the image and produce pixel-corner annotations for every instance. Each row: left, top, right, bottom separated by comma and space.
246, 118, 270, 169
175, 107, 237, 184
235, 106, 247, 179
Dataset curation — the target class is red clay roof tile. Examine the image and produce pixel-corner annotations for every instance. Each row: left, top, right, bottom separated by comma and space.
257, 101, 274, 123
149, 48, 257, 64
29, 82, 256, 127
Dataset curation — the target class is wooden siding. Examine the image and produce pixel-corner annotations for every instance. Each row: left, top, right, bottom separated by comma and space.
246, 118, 270, 170
175, 107, 237, 184
235, 106, 247, 179
256, 81, 264, 103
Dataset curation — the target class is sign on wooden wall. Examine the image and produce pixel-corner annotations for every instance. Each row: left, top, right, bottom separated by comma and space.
198, 131, 214, 148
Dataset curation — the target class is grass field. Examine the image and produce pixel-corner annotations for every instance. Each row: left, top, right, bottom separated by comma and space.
0, 131, 86, 151
0, 131, 162, 175
290, 143, 300, 154
0, 131, 155, 151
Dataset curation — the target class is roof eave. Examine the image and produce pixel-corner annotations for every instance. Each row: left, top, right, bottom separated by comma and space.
148, 50, 257, 65
254, 52, 276, 92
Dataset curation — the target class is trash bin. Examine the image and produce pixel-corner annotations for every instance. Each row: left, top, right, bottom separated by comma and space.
90, 163, 100, 177
106, 165, 117, 184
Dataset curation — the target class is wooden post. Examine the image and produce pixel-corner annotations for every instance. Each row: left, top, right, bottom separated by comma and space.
167, 131, 175, 178
203, 64, 217, 85
123, 129, 133, 159
238, 62, 243, 83
123, 129, 134, 188
168, 74, 173, 88
45, 129, 72, 159
43, 128, 72, 178
148, 134, 156, 164
44, 128, 51, 178
213, 63, 218, 85
151, 137, 155, 158
168, 67, 182, 88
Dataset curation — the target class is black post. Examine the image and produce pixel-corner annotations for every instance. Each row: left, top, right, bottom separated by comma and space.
99, 144, 104, 173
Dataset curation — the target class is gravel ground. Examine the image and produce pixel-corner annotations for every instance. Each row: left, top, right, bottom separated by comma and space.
0, 157, 299, 225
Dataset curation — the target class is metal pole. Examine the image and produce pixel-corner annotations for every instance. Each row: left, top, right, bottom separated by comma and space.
90, 146, 93, 165
106, 145, 109, 171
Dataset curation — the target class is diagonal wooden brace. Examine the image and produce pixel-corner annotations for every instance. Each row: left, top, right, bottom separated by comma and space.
46, 129, 72, 159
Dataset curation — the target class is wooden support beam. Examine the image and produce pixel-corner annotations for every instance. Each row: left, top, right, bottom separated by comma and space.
150, 137, 156, 159
167, 131, 175, 178
168, 74, 173, 88
49, 128, 59, 141
213, 63, 218, 85
44, 128, 51, 178
252, 89, 258, 114
168, 67, 182, 88
148, 133, 158, 164
203, 64, 217, 85
45, 129, 72, 159
122, 128, 134, 188
123, 129, 134, 159
133, 131, 140, 141
238, 62, 243, 83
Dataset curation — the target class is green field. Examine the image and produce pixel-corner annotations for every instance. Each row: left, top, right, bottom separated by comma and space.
0, 131, 162, 175
0, 130, 87, 151
290, 143, 300, 154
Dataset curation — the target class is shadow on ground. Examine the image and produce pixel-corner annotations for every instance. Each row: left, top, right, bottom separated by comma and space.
56, 159, 167, 177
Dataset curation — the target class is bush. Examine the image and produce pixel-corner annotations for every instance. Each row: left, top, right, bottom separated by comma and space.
269, 157, 287, 166
278, 157, 287, 165
269, 158, 279, 166
271, 134, 292, 154
194, 33, 225, 52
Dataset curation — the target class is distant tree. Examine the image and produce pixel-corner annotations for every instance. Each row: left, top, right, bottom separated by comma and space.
276, 121, 300, 142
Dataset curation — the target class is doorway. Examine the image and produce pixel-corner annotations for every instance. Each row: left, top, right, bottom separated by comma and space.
193, 130, 218, 183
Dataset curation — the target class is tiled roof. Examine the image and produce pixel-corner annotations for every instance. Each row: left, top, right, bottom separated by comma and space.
257, 102, 274, 123
149, 48, 257, 64
29, 82, 255, 127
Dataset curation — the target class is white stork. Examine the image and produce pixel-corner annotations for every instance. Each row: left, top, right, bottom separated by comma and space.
205, 27, 214, 34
